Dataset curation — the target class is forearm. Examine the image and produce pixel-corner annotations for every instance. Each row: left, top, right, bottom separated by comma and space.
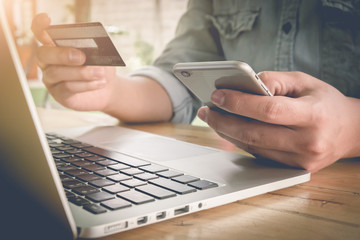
103, 75, 173, 123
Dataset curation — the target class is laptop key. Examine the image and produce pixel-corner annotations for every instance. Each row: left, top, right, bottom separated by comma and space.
107, 173, 132, 182
121, 168, 144, 176
76, 152, 94, 158
149, 178, 196, 194
121, 179, 147, 188
83, 164, 105, 172
89, 179, 115, 188
101, 198, 132, 210
62, 139, 80, 144
58, 165, 78, 172
72, 185, 100, 195
136, 185, 176, 199
157, 170, 183, 179
86, 147, 150, 167
62, 180, 86, 189
86, 191, 115, 202
56, 146, 74, 151
172, 175, 200, 184
103, 184, 130, 194
52, 153, 71, 158
71, 160, 93, 167
95, 168, 118, 177
68, 196, 91, 206
83, 204, 107, 214
189, 180, 218, 190
77, 173, 102, 182
60, 174, 74, 182
62, 156, 83, 163
97, 159, 118, 166
108, 163, 130, 171
64, 148, 83, 154
117, 190, 154, 204
51, 149, 63, 155
71, 143, 93, 148
65, 190, 76, 199
139, 164, 168, 173
48, 143, 63, 148
134, 173, 158, 181
65, 169, 89, 176
85, 156, 106, 162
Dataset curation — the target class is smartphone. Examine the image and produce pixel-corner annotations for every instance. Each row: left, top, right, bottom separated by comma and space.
173, 61, 272, 109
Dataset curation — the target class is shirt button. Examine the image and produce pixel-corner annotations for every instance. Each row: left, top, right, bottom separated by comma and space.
282, 22, 292, 34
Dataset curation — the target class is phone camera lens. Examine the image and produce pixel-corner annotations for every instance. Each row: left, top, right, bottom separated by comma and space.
181, 71, 191, 77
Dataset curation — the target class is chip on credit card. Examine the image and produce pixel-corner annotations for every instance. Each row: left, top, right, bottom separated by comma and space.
46, 22, 125, 66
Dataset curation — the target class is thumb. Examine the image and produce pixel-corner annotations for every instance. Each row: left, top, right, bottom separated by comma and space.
258, 71, 312, 97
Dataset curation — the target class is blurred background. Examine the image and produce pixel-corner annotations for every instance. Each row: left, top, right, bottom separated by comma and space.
4, 0, 188, 108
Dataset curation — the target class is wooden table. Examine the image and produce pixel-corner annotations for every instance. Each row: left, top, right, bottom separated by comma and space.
38, 108, 360, 240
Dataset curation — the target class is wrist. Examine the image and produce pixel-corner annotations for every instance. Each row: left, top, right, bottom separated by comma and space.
341, 97, 360, 158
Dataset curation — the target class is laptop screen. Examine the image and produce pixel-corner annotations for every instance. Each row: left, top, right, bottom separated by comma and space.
0, 1, 75, 238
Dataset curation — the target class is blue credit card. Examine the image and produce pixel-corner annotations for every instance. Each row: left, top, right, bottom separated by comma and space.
46, 22, 125, 66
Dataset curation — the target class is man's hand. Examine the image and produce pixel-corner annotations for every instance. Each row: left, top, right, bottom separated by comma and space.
31, 13, 117, 111
31, 13, 172, 122
197, 71, 360, 172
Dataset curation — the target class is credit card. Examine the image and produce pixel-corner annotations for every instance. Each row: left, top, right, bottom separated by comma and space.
46, 22, 125, 66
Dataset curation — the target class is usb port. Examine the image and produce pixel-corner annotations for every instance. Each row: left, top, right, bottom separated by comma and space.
156, 211, 166, 220
174, 205, 190, 216
137, 216, 148, 225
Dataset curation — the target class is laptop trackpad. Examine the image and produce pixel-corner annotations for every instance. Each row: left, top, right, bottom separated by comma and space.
73, 126, 219, 162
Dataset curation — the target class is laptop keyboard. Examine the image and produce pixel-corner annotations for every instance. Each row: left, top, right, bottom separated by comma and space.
46, 133, 218, 214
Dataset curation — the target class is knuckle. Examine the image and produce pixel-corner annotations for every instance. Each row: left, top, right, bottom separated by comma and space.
231, 96, 244, 113
238, 129, 258, 147
59, 47, 72, 63
206, 113, 219, 131
42, 66, 57, 82
61, 81, 73, 92
258, 71, 270, 80
262, 100, 282, 121
36, 47, 47, 64
220, 91, 243, 114
303, 137, 328, 156
312, 107, 327, 125
80, 66, 93, 80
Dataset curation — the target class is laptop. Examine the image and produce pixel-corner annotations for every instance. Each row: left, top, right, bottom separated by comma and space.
0, 2, 310, 239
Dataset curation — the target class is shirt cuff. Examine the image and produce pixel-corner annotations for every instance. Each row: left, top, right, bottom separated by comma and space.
129, 66, 196, 123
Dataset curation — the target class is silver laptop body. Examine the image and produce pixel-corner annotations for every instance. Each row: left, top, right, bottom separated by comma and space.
0, 2, 310, 239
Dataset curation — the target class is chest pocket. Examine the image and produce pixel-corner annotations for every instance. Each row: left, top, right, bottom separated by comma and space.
320, 0, 360, 97
207, 1, 260, 40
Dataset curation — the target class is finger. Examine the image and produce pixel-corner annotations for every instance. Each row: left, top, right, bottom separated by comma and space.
52, 79, 107, 94
31, 13, 54, 45
258, 71, 320, 97
210, 88, 313, 126
210, 71, 321, 126
43, 66, 105, 86
198, 107, 300, 152
216, 131, 306, 170
37, 46, 86, 69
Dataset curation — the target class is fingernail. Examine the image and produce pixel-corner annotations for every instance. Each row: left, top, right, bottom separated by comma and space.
69, 49, 84, 64
211, 90, 225, 106
197, 107, 208, 123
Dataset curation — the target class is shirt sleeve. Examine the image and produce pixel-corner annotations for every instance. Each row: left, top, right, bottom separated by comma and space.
130, 0, 225, 123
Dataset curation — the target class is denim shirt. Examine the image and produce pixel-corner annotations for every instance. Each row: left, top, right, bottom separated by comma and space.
131, 0, 360, 123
